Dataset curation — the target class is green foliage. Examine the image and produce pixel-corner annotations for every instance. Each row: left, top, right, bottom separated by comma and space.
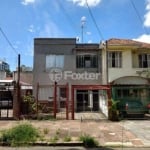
108, 100, 120, 121
0, 122, 39, 146
43, 128, 49, 135
79, 134, 98, 147
56, 129, 60, 135
23, 95, 36, 114
50, 135, 59, 143
63, 135, 71, 142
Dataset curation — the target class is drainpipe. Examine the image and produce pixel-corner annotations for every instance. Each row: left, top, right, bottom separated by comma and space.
106, 40, 108, 84
101, 41, 108, 84
53, 82, 57, 118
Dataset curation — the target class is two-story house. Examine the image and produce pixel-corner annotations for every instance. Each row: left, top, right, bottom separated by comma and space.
106, 38, 150, 113
33, 38, 110, 119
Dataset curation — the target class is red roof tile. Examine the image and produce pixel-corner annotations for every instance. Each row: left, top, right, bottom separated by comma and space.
107, 38, 150, 48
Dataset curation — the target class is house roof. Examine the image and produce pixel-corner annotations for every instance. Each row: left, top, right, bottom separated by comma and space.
107, 38, 150, 49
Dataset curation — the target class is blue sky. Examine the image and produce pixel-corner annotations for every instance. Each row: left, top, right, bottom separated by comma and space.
0, 0, 150, 71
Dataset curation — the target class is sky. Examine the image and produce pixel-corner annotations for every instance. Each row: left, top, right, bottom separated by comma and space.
0, 0, 150, 71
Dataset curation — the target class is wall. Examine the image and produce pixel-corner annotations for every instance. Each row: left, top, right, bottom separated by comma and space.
108, 49, 146, 83
33, 38, 103, 97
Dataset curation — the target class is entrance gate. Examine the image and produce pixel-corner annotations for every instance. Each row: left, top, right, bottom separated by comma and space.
36, 83, 111, 120
0, 81, 13, 119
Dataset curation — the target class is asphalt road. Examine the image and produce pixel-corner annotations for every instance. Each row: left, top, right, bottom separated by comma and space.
0, 146, 149, 150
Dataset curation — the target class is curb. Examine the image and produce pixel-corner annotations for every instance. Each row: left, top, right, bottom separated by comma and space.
0, 142, 84, 147
104, 142, 150, 148
1, 142, 150, 148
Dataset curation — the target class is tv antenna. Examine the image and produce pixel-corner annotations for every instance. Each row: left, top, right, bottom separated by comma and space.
81, 16, 86, 43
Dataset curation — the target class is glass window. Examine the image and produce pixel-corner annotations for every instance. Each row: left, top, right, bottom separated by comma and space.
59, 88, 66, 98
108, 52, 122, 68
46, 55, 64, 69
139, 54, 150, 68
76, 54, 98, 68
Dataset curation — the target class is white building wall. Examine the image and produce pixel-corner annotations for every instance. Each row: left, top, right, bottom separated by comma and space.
0, 71, 6, 79
108, 50, 145, 83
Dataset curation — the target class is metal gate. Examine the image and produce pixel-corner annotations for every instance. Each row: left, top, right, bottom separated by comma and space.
0, 86, 13, 119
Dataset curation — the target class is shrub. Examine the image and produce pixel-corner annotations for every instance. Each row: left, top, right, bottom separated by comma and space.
0, 122, 39, 146
79, 134, 98, 147
63, 135, 71, 142
43, 128, 49, 135
108, 100, 120, 121
50, 135, 59, 143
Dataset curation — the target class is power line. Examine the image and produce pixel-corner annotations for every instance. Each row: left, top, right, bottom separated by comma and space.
0, 27, 18, 55
56, 0, 79, 36
85, 0, 104, 40
130, 0, 149, 35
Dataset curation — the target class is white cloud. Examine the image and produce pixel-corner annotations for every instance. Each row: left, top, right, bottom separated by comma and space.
21, 0, 36, 5
88, 40, 92, 43
144, 0, 150, 27
39, 21, 63, 37
133, 34, 150, 44
28, 25, 35, 33
67, 0, 102, 7
86, 31, 91, 35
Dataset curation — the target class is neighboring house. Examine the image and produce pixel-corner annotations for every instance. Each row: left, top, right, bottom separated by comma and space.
0, 71, 6, 80
106, 38, 150, 111
13, 71, 33, 92
33, 38, 110, 118
0, 60, 10, 79
0, 60, 9, 71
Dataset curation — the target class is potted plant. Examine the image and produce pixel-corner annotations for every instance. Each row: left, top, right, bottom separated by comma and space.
108, 99, 120, 121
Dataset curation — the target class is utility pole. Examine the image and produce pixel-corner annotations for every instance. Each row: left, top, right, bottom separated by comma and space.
17, 54, 21, 119
81, 16, 86, 43
13, 54, 21, 119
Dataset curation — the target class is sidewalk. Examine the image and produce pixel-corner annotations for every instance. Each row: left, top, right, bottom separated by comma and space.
0, 119, 149, 148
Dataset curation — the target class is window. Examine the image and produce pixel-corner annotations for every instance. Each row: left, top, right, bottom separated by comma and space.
76, 54, 98, 68
59, 88, 66, 98
139, 54, 150, 68
46, 55, 64, 69
108, 52, 122, 68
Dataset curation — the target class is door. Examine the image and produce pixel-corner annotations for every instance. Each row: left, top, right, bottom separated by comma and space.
76, 90, 89, 112
93, 90, 99, 111
0, 90, 13, 118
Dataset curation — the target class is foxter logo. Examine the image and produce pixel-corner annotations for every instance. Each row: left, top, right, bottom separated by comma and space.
48, 68, 63, 82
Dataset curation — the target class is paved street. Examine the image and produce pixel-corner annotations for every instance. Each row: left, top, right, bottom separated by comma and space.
0, 146, 150, 150
122, 120, 150, 146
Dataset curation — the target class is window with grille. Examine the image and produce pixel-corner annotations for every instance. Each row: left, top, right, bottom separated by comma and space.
76, 54, 98, 68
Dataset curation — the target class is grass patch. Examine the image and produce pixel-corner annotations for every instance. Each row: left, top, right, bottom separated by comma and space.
43, 128, 49, 135
63, 135, 71, 142
79, 134, 99, 148
0, 122, 39, 146
50, 135, 59, 143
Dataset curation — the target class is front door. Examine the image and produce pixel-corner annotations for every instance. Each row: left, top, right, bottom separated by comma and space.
93, 90, 99, 111
76, 90, 88, 112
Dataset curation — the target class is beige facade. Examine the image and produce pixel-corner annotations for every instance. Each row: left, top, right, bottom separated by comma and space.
106, 38, 150, 84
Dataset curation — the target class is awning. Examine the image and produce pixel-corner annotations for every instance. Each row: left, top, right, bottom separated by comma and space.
112, 76, 149, 85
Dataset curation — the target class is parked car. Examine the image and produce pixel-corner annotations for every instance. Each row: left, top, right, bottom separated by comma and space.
147, 103, 150, 114
118, 100, 146, 118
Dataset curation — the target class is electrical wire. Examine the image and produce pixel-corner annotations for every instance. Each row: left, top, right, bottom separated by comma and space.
56, 0, 79, 36
0, 27, 18, 55
85, 0, 104, 40
130, 0, 149, 35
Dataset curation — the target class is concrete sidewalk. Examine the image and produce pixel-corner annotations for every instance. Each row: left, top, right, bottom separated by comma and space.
0, 119, 149, 148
